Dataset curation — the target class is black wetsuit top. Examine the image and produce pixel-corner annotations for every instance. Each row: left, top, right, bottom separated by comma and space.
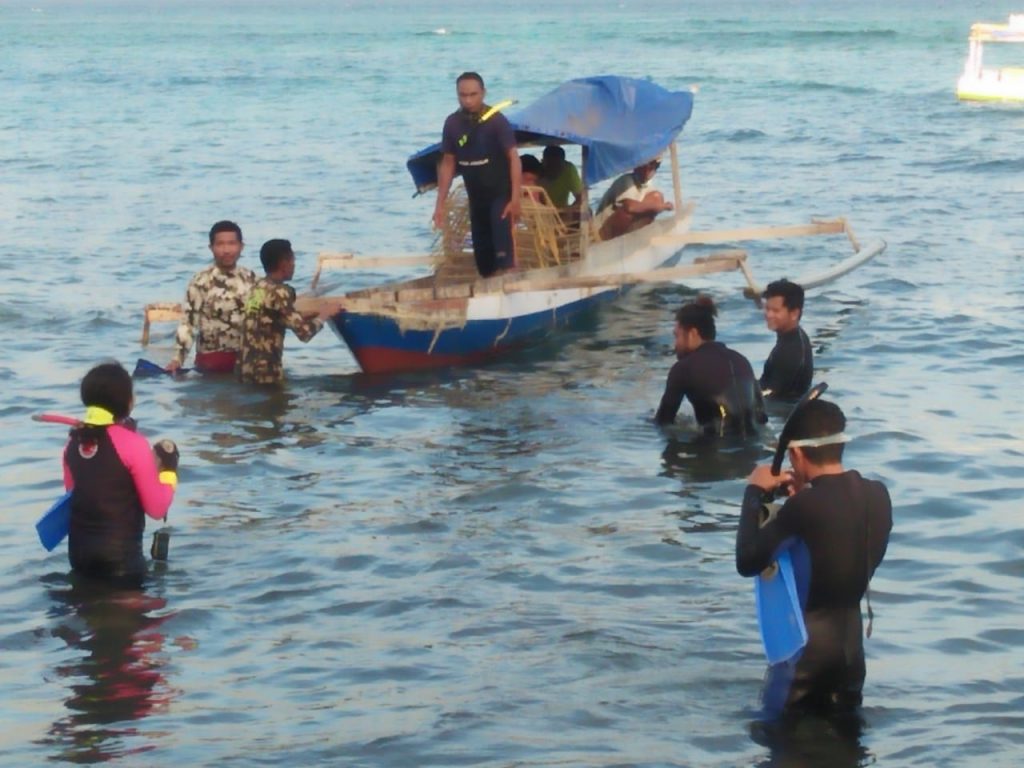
65, 426, 148, 585
655, 341, 767, 435
760, 326, 813, 400
736, 471, 892, 712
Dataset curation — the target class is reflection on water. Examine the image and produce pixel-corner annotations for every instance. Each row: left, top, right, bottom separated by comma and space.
660, 434, 771, 485
750, 710, 872, 768
40, 576, 178, 764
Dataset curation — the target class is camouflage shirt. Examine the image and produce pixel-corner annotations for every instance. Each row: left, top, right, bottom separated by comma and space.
173, 264, 257, 365
238, 278, 324, 385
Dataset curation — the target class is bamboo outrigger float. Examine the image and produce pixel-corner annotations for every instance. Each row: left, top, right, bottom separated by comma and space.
957, 14, 1024, 102
142, 76, 886, 374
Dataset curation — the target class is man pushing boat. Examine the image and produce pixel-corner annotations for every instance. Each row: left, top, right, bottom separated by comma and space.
237, 239, 340, 385
433, 72, 521, 278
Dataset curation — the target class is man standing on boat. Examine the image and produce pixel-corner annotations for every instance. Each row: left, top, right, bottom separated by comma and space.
655, 296, 766, 435
433, 72, 521, 278
167, 220, 256, 374
760, 279, 813, 400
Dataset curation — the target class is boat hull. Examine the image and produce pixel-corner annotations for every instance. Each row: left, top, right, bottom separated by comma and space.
328, 214, 689, 374
331, 285, 621, 373
957, 66, 1024, 102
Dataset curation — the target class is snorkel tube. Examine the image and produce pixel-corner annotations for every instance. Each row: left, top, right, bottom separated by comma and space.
770, 382, 827, 483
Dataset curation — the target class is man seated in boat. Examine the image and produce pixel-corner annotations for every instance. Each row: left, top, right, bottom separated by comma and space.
167, 220, 257, 374
432, 72, 521, 278
655, 296, 767, 436
759, 278, 813, 400
520, 154, 544, 203
540, 145, 582, 223
592, 158, 674, 241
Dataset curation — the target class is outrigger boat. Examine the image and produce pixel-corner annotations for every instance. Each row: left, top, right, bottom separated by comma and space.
957, 14, 1024, 102
142, 76, 885, 375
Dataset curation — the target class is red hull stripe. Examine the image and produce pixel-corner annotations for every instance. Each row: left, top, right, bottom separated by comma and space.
354, 346, 500, 374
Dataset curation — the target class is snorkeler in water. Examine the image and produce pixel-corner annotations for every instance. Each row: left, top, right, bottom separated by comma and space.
655, 296, 767, 436
63, 362, 179, 587
736, 399, 892, 715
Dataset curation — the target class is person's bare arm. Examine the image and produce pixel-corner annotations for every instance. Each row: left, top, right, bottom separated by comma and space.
620, 193, 673, 216
502, 146, 521, 223
433, 153, 456, 230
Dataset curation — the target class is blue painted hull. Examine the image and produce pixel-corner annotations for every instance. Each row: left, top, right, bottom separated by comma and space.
329, 287, 623, 373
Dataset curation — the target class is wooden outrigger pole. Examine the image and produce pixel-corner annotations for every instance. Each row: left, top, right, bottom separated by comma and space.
139, 218, 884, 345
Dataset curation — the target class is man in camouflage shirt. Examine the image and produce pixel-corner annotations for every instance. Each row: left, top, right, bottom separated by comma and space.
238, 239, 339, 385
168, 220, 256, 373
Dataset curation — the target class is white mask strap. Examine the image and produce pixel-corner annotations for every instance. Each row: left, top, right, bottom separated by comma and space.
787, 432, 851, 449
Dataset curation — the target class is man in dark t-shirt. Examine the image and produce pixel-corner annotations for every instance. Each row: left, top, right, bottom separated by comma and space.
433, 72, 521, 278
760, 278, 813, 400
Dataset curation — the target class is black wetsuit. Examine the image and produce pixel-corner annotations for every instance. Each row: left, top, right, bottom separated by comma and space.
65, 425, 151, 586
760, 326, 813, 400
655, 341, 767, 435
442, 107, 516, 277
736, 471, 892, 713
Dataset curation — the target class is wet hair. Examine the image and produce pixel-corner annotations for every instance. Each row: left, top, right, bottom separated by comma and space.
763, 278, 805, 314
543, 145, 565, 162
456, 71, 485, 89
520, 154, 542, 176
675, 295, 717, 341
80, 362, 133, 421
209, 220, 243, 246
787, 399, 846, 465
260, 239, 294, 272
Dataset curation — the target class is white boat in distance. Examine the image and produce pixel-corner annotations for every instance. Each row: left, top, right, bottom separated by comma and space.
957, 14, 1024, 102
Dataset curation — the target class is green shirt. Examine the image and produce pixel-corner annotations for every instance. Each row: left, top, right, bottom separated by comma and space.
541, 161, 582, 208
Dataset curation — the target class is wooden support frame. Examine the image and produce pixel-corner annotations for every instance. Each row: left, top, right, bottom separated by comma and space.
669, 142, 684, 214
139, 214, 884, 343
310, 252, 434, 290
500, 249, 748, 294
141, 302, 183, 346
653, 217, 848, 247
578, 145, 590, 262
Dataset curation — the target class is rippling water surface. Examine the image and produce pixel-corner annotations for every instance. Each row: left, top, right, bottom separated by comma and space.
2, 0, 1022, 765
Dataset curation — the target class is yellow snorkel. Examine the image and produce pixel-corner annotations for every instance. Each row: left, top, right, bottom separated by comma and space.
480, 98, 516, 122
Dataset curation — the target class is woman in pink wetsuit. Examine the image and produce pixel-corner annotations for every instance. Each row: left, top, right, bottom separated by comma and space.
63, 362, 178, 586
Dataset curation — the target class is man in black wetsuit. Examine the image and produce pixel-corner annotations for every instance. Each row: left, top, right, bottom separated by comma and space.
760, 279, 813, 400
433, 71, 521, 278
736, 399, 892, 715
654, 296, 766, 435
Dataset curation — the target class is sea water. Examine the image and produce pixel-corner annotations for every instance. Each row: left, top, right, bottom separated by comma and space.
1, 0, 1022, 765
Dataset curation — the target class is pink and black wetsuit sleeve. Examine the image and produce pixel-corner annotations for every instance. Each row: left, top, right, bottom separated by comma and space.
63, 425, 174, 520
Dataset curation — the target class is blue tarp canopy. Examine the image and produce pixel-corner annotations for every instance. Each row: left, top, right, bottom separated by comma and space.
406, 75, 694, 193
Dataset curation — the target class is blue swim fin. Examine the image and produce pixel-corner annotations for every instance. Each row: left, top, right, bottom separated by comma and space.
36, 492, 72, 551
755, 548, 808, 665
132, 358, 172, 378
